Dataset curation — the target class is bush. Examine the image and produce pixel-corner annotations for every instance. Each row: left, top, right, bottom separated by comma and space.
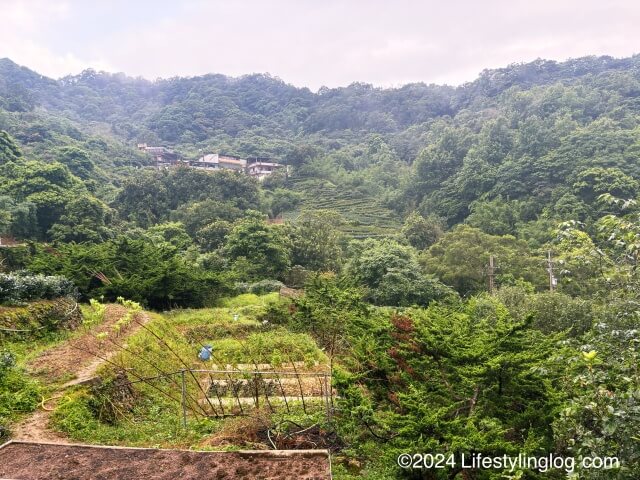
0, 271, 76, 304
496, 286, 594, 335
234, 282, 250, 294
0, 351, 16, 378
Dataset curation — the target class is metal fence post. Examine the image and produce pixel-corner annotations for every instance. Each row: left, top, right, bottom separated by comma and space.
181, 369, 187, 428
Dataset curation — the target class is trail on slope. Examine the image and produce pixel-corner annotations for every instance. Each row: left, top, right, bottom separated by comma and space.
12, 304, 151, 442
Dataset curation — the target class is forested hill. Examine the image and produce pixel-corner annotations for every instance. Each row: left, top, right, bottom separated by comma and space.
2, 54, 640, 238
2, 55, 640, 146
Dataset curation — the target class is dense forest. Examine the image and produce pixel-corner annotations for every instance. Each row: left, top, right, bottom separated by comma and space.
1, 55, 640, 478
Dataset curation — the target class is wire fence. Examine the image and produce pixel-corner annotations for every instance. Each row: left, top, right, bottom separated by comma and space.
126, 367, 334, 427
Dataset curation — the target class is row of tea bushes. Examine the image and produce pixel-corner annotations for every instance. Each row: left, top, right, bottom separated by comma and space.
0, 272, 77, 304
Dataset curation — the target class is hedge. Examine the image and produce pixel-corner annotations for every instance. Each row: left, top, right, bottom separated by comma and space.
0, 272, 77, 304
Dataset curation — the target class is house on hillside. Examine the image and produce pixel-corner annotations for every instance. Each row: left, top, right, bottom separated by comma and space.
138, 145, 287, 178
191, 153, 220, 170
191, 153, 247, 171
219, 155, 247, 171
137, 143, 179, 169
246, 159, 286, 180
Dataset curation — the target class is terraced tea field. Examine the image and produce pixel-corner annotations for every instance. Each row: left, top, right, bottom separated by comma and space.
285, 177, 401, 238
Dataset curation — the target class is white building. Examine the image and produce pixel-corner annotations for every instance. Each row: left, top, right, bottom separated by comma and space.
246, 161, 286, 180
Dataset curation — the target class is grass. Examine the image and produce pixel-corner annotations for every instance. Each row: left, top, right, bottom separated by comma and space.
218, 292, 280, 308
0, 365, 41, 434
1, 329, 81, 433
51, 387, 220, 448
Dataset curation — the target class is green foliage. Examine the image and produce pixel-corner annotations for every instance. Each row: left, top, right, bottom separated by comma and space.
0, 271, 76, 303
348, 238, 452, 306
467, 197, 521, 236
422, 225, 546, 295
213, 329, 324, 365
0, 354, 40, 437
237, 279, 284, 295
48, 194, 113, 243
146, 222, 192, 250
0, 297, 82, 339
289, 273, 368, 353
372, 303, 561, 478
224, 214, 291, 280
0, 154, 84, 238
0, 129, 22, 164
114, 168, 260, 229
4, 56, 640, 478
54, 146, 95, 180
219, 292, 280, 308
28, 237, 229, 309
496, 286, 594, 336
195, 220, 232, 251
51, 387, 213, 446
400, 211, 444, 250
289, 210, 346, 272
268, 188, 303, 217
286, 177, 400, 238
573, 167, 638, 206
293, 279, 567, 478
82, 298, 107, 329
554, 326, 640, 479
0, 195, 37, 238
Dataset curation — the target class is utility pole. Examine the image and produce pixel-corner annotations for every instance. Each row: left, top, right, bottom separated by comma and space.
547, 250, 557, 292
488, 255, 495, 295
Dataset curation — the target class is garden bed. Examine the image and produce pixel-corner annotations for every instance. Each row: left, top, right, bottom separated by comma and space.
0, 441, 331, 479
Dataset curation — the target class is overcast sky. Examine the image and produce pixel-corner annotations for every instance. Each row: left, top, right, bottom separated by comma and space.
1, 0, 639, 90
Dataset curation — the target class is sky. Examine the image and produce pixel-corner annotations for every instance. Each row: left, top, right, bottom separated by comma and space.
1, 0, 639, 90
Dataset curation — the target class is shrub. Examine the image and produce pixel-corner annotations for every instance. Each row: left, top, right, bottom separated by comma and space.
0, 271, 76, 304
82, 299, 107, 328
234, 282, 250, 294
213, 329, 325, 365
0, 351, 16, 378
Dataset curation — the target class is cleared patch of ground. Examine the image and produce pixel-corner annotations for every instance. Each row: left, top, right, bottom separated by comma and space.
11, 305, 151, 442
27, 304, 149, 383
0, 441, 331, 480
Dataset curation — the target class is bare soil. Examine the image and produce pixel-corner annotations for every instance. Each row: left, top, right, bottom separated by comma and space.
28, 305, 148, 383
0, 442, 331, 480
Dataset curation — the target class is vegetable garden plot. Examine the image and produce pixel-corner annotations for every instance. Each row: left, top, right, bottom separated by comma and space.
124, 365, 334, 425
198, 369, 333, 417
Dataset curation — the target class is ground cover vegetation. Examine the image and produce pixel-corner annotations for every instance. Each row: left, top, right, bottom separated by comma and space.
1, 55, 640, 478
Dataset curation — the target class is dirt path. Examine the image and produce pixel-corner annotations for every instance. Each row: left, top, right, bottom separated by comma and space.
12, 305, 151, 442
